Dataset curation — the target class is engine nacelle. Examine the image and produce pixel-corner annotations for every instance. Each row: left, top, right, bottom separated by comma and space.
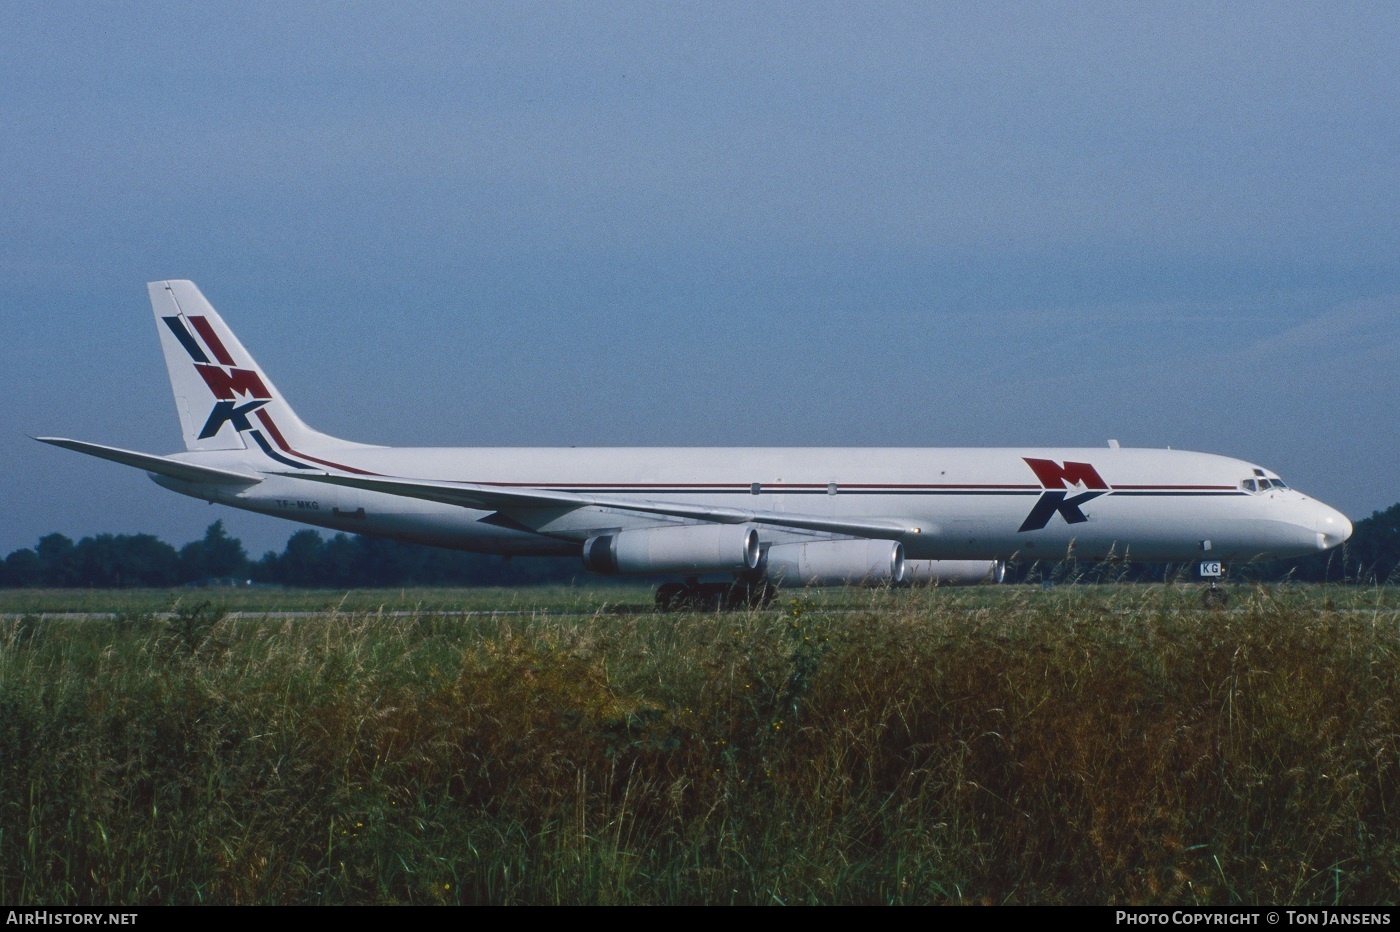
902, 559, 1005, 586
582, 524, 760, 576
763, 539, 905, 587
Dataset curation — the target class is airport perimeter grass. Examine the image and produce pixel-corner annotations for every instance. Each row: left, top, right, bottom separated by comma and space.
2, 583, 1398, 904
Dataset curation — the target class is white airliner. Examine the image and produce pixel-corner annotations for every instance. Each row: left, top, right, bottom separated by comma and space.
39, 280, 1352, 608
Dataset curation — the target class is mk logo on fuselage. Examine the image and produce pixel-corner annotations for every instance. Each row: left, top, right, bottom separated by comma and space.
1017, 458, 1110, 532
163, 315, 273, 439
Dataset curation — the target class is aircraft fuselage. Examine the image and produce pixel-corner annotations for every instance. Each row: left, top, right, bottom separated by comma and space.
155, 444, 1351, 564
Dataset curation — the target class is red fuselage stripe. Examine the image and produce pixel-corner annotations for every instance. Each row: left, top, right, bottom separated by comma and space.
254, 410, 380, 475
1112, 484, 1235, 491
472, 481, 1042, 490
240, 433, 1241, 493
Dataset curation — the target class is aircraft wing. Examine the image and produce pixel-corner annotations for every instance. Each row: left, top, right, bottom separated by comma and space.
35, 437, 263, 486
285, 471, 921, 539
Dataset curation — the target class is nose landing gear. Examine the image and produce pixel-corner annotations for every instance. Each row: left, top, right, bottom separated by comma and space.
1200, 560, 1228, 609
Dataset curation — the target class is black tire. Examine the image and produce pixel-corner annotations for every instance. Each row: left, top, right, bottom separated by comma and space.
743, 581, 778, 608
694, 583, 727, 612
655, 582, 688, 612
657, 581, 776, 613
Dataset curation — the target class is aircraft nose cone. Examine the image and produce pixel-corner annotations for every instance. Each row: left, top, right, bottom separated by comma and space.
1316, 506, 1352, 551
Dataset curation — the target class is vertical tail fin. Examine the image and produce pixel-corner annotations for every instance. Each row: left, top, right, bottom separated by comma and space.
149, 280, 368, 462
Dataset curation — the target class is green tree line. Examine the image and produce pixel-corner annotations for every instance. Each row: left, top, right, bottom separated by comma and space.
0, 520, 582, 588
2, 504, 1396, 589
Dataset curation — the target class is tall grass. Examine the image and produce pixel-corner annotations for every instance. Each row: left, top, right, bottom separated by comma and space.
1, 584, 1397, 904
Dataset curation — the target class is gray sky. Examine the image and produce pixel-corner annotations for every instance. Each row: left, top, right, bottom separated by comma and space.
3, 2, 1397, 559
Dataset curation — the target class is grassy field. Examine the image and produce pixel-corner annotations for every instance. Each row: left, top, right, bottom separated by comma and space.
2, 582, 1398, 904
0, 584, 655, 617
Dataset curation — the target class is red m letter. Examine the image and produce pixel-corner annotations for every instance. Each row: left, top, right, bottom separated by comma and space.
195, 364, 271, 401
1023, 458, 1109, 490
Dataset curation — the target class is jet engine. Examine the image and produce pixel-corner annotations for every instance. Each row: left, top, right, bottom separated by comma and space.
763, 539, 905, 587
582, 524, 760, 575
902, 559, 1005, 586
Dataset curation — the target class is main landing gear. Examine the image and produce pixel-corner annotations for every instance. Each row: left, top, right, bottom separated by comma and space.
655, 578, 778, 612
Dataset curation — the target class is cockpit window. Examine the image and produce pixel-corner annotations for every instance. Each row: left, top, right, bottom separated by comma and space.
1241, 479, 1258, 492
1272, 478, 1288, 489
1241, 476, 1289, 493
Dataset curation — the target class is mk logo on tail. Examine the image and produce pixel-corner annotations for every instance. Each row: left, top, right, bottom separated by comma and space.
1018, 458, 1110, 532
163, 316, 272, 439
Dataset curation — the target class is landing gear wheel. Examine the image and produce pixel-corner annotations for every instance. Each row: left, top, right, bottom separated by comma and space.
654, 580, 778, 612
692, 584, 727, 612
1202, 585, 1228, 609
731, 580, 777, 609
655, 582, 689, 612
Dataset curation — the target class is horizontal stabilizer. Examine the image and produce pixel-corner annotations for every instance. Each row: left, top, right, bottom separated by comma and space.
284, 471, 920, 539
36, 437, 263, 486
